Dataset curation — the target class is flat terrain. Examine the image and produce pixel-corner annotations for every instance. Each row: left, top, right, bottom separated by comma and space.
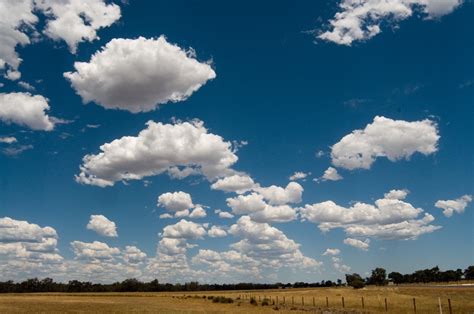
0, 286, 473, 313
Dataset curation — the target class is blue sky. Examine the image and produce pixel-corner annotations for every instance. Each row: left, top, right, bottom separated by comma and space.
0, 0, 472, 283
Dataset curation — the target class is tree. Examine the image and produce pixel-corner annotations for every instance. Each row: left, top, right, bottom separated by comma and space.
465, 266, 474, 280
346, 273, 365, 289
388, 272, 404, 284
369, 268, 387, 286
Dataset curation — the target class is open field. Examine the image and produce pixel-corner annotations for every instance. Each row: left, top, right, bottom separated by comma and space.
0, 286, 473, 313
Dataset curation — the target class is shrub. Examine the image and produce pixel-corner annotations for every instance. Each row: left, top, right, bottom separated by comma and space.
207, 296, 214, 300
212, 296, 234, 303
250, 297, 257, 305
262, 298, 270, 306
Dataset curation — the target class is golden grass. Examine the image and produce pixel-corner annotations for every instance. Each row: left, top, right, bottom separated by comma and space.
0, 285, 472, 313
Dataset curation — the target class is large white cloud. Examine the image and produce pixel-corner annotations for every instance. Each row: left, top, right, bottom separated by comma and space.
161, 219, 207, 240
36, 0, 121, 53
211, 174, 256, 194
300, 190, 441, 240
0, 92, 56, 131
86, 214, 118, 237
255, 182, 303, 205
331, 116, 439, 170
0, 217, 63, 280
64, 36, 216, 113
0, 0, 37, 80
435, 195, 472, 217
71, 240, 120, 261
318, 0, 463, 45
76, 120, 238, 187
123, 246, 147, 265
0, 0, 121, 80
157, 191, 194, 212
228, 216, 321, 269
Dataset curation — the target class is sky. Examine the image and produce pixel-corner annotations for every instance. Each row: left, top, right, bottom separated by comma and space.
0, 0, 473, 284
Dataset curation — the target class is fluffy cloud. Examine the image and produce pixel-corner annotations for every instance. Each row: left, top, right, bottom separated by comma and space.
158, 192, 194, 212
318, 0, 463, 45
162, 219, 206, 240
226, 193, 266, 215
208, 226, 227, 238
211, 174, 256, 194
217, 211, 234, 219
256, 182, 303, 205
0, 0, 37, 80
322, 248, 340, 256
289, 171, 310, 181
319, 167, 343, 182
122, 246, 147, 264
331, 116, 439, 170
71, 241, 120, 261
36, 0, 121, 53
227, 191, 301, 222
435, 195, 472, 217
228, 216, 321, 269
0, 0, 120, 79
0, 93, 56, 131
189, 206, 207, 219
64, 36, 216, 113
343, 238, 370, 251
86, 214, 118, 237
300, 190, 441, 240
384, 189, 409, 200
0, 137, 17, 144
76, 120, 238, 187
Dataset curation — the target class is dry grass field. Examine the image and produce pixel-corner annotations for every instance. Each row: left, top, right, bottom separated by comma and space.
0, 285, 473, 313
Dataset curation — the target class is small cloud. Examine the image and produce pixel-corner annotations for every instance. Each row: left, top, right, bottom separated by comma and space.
18, 81, 35, 91
2, 144, 33, 156
0, 137, 17, 144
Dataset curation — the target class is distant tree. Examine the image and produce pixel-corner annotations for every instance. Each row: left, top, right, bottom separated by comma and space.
388, 272, 404, 284
346, 273, 365, 289
465, 266, 474, 280
369, 268, 387, 286
337, 279, 342, 286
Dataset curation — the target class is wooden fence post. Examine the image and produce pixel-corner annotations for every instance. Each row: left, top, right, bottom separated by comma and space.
385, 298, 388, 312
362, 296, 365, 308
276, 296, 278, 305
413, 298, 417, 313
326, 296, 329, 308
283, 296, 285, 304
448, 298, 452, 314
313, 296, 315, 306
438, 297, 443, 314
302, 296, 304, 306
342, 296, 345, 308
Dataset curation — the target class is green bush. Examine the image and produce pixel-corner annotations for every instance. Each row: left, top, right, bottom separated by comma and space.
212, 296, 234, 303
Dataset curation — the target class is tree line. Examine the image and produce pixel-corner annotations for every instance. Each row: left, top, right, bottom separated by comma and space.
0, 265, 472, 293
346, 265, 474, 289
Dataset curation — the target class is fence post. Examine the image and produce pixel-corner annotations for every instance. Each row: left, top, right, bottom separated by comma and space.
326, 296, 329, 308
362, 296, 365, 308
342, 296, 345, 308
276, 296, 278, 305
302, 296, 304, 306
313, 296, 315, 306
448, 298, 452, 314
283, 296, 285, 304
438, 297, 443, 314
413, 298, 417, 313
385, 298, 388, 312
292, 296, 294, 305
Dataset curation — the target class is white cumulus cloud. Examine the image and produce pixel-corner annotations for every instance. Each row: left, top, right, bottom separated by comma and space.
435, 195, 472, 217
64, 36, 216, 113
0, 92, 56, 131
331, 116, 439, 170
318, 0, 463, 46
211, 174, 256, 194
76, 119, 238, 187
86, 214, 118, 237
322, 248, 340, 256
